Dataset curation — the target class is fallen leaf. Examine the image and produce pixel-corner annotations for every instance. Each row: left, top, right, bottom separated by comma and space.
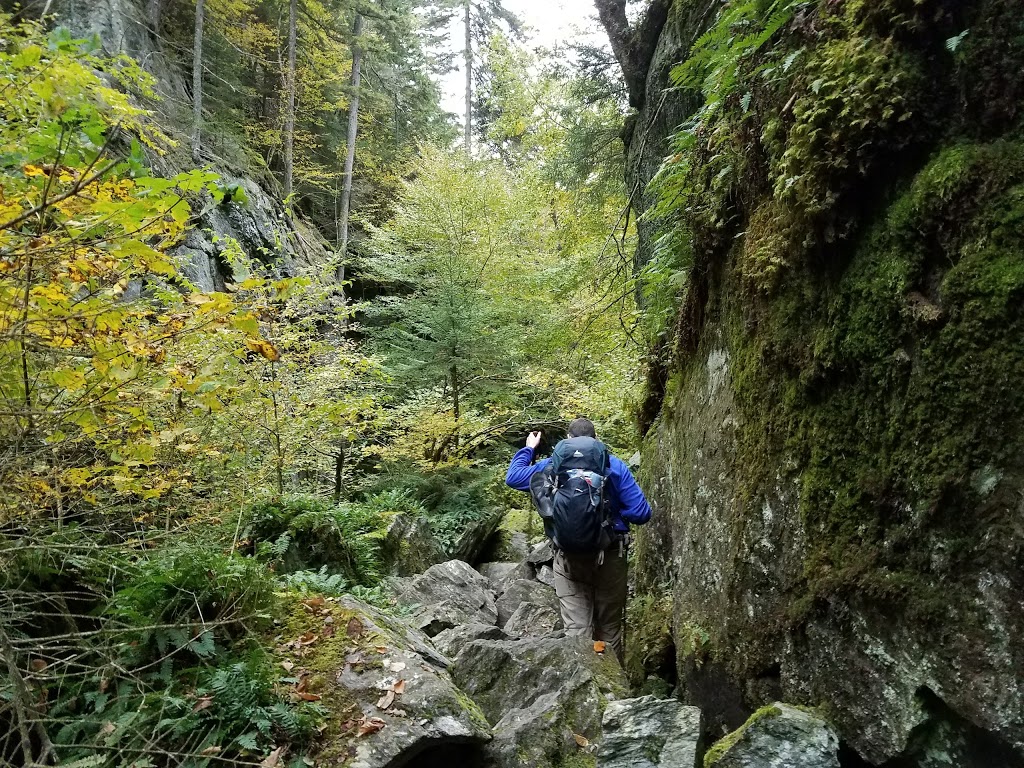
375, 645, 388, 654
281, 660, 295, 673
296, 631, 317, 646
193, 695, 214, 713
593, 641, 606, 654
346, 617, 364, 638
376, 690, 395, 710
260, 746, 285, 768
99, 721, 116, 736
201, 746, 222, 756
574, 734, 590, 748
295, 675, 309, 693
295, 692, 322, 702
357, 716, 387, 737
392, 679, 407, 695
302, 597, 325, 609
322, 624, 335, 639
389, 661, 407, 673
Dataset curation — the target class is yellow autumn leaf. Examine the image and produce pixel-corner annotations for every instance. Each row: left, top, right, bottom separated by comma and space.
246, 339, 281, 362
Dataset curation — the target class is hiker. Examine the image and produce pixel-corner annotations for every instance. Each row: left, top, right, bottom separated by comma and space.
504, 417, 651, 664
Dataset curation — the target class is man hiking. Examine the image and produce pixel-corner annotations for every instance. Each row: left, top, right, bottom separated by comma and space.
505, 417, 652, 664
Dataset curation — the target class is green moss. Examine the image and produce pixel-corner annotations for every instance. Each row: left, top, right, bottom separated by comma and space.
553, 751, 597, 768
730, 138, 1024, 620
624, 591, 674, 688
703, 705, 782, 768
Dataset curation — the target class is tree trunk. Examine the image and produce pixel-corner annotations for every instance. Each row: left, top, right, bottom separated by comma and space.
333, 446, 345, 503
283, 0, 297, 203
191, 0, 205, 162
337, 12, 363, 290
463, 0, 472, 156
593, 0, 671, 110
450, 363, 461, 452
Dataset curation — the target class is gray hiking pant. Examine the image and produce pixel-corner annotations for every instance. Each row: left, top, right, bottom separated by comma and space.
552, 544, 628, 664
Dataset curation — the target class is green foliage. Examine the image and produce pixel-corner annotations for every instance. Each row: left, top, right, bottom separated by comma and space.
371, 464, 498, 553
109, 544, 276, 662
244, 494, 389, 584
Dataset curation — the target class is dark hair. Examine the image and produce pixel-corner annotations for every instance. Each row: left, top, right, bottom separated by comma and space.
567, 417, 596, 439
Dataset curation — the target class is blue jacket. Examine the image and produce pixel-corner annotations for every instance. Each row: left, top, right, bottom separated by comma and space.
504, 446, 652, 533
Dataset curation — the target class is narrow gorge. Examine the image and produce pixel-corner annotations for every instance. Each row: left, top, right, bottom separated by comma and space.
1, 1, 1022, 767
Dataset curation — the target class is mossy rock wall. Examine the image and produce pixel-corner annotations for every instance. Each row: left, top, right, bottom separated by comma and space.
630, 0, 1024, 764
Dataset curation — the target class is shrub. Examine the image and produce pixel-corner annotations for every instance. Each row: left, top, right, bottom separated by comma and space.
243, 494, 389, 584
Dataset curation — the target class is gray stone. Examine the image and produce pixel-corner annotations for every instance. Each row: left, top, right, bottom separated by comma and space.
478, 562, 518, 585
496, 579, 558, 628
526, 540, 554, 565
383, 514, 445, 576
450, 634, 627, 768
496, 560, 535, 591
705, 704, 839, 768
599, 695, 703, 768
432, 622, 508, 659
390, 560, 497, 637
449, 507, 505, 564
536, 564, 555, 588
322, 597, 491, 767
503, 601, 562, 637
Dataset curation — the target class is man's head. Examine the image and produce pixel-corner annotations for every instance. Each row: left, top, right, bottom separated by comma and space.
567, 417, 596, 439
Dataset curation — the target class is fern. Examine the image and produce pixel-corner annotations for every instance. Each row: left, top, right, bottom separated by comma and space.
281, 566, 349, 595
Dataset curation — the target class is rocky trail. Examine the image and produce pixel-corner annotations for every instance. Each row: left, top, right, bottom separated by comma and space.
282, 541, 845, 768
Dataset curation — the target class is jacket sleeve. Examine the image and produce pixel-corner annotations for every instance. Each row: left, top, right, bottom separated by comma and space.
505, 448, 550, 491
609, 456, 652, 525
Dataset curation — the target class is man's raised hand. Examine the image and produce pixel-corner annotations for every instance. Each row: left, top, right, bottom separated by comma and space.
526, 431, 542, 450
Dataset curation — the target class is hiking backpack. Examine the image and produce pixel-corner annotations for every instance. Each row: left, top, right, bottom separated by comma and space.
529, 436, 612, 554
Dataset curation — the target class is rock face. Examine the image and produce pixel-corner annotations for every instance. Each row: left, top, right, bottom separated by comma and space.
622, 1, 1024, 764
703, 705, 838, 768
51, 0, 333, 292
450, 634, 628, 768
389, 560, 497, 637
599, 695, 703, 768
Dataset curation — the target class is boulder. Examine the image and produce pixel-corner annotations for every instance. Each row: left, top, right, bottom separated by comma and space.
503, 601, 562, 637
383, 514, 446, 576
496, 579, 558, 628
704, 704, 839, 768
478, 562, 519, 585
449, 507, 505, 564
496, 560, 536, 590
598, 695, 703, 768
390, 560, 497, 637
432, 623, 508, 659
536, 564, 555, 588
275, 595, 491, 768
526, 540, 554, 566
450, 634, 628, 768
